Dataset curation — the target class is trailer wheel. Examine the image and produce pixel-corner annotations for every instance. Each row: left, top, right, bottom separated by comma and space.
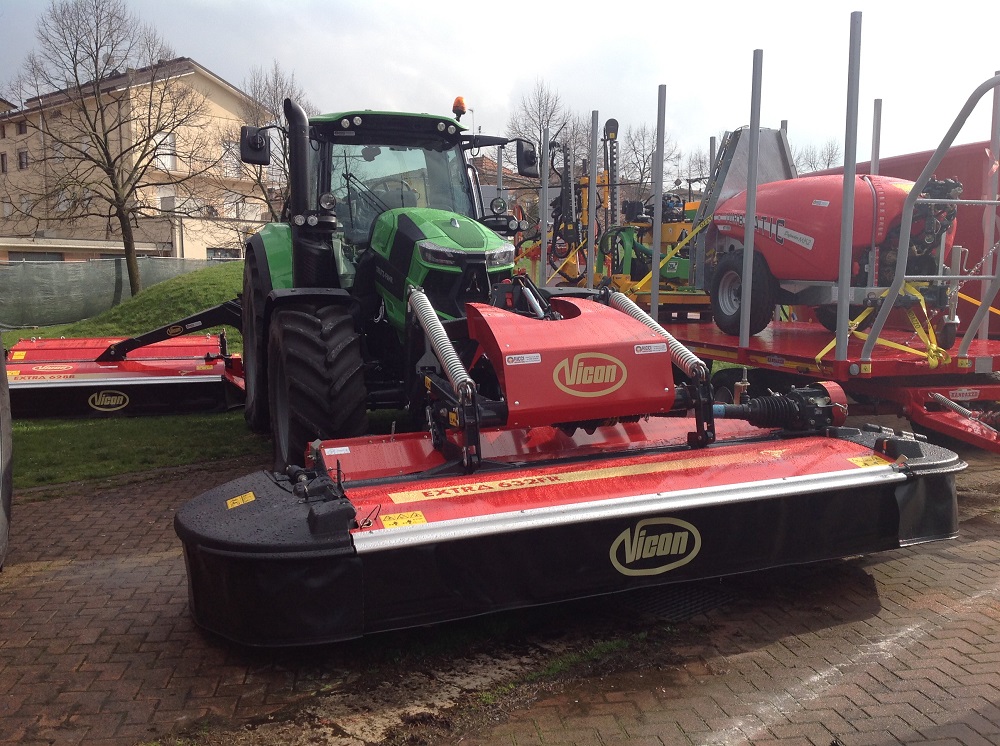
1, 351, 12, 569
813, 305, 874, 334
710, 251, 775, 336
267, 304, 369, 471
242, 252, 271, 434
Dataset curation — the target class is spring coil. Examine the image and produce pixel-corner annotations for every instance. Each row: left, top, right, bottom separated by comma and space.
407, 287, 474, 399
608, 291, 709, 381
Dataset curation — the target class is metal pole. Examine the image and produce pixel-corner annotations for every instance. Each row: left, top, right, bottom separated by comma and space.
739, 51, 763, 348
870, 98, 882, 175
539, 127, 550, 287
651, 84, 666, 319
980, 72, 1000, 341
496, 145, 503, 192
835, 11, 862, 360
587, 110, 599, 290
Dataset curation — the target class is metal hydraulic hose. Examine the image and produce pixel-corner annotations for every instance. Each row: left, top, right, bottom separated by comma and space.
407, 287, 475, 399
608, 291, 709, 382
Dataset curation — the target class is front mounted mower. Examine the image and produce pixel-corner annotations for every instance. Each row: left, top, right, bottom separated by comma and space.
177, 274, 963, 645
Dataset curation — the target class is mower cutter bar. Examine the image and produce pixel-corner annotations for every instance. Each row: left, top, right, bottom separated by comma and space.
175, 418, 962, 646
5, 335, 244, 418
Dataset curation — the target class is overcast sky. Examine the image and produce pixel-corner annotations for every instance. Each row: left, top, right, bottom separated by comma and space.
1, 0, 998, 164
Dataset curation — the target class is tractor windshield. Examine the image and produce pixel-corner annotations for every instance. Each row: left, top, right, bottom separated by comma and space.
326, 140, 476, 244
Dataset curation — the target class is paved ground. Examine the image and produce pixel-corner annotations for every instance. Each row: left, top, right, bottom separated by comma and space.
1, 434, 998, 746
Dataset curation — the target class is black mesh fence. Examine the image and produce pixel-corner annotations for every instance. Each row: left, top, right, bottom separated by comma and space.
0, 257, 221, 329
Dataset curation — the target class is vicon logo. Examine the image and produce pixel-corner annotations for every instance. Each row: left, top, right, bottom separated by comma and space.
552, 353, 627, 397
88, 390, 129, 412
32, 364, 73, 372
609, 517, 701, 576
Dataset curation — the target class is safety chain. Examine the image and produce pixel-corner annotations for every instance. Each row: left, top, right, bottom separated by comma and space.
904, 237, 1000, 346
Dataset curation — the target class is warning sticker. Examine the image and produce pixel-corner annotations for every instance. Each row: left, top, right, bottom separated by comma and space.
381, 511, 427, 528
226, 491, 256, 509
325, 446, 351, 456
505, 353, 541, 366
848, 456, 888, 468
634, 343, 668, 355
12, 351, 25, 360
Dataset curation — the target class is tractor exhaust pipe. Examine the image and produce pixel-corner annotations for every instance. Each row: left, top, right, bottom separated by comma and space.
284, 98, 313, 288
283, 99, 310, 219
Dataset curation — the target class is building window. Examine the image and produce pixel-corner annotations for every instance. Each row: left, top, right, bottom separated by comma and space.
222, 140, 241, 178
0, 152, 6, 173
8, 251, 64, 262
0, 124, 5, 139
1, 201, 12, 218
16, 121, 27, 136
154, 131, 176, 171
223, 191, 250, 219
17, 149, 28, 170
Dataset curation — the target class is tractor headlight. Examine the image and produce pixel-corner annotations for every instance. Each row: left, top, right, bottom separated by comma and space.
418, 241, 462, 267
486, 243, 515, 268
417, 241, 515, 269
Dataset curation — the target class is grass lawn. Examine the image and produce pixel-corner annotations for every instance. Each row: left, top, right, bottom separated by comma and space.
4, 261, 265, 490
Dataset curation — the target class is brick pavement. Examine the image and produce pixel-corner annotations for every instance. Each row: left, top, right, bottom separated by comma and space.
2, 445, 999, 745
465, 487, 1000, 745
0, 456, 362, 746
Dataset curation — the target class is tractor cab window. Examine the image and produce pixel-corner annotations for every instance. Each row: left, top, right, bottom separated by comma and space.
326, 141, 475, 245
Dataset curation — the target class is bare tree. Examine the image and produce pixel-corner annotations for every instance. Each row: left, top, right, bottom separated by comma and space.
223, 61, 317, 225
1, 0, 217, 294
505, 79, 569, 161
619, 123, 681, 204
793, 138, 842, 174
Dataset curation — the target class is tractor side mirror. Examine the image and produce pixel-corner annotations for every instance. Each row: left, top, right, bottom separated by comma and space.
240, 126, 271, 166
516, 140, 539, 179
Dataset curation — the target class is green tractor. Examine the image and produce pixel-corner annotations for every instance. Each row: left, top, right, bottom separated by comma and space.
239, 99, 539, 469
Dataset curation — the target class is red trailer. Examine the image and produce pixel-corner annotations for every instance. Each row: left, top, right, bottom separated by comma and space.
680, 79, 1000, 455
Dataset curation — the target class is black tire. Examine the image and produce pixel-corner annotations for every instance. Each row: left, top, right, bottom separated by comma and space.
267, 304, 369, 471
813, 305, 874, 333
710, 251, 775, 336
242, 252, 270, 434
1, 352, 12, 569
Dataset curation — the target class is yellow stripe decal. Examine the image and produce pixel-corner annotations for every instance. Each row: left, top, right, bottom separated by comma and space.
388, 448, 881, 504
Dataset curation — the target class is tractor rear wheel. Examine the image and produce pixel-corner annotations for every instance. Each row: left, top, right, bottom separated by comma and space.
710, 250, 776, 336
267, 304, 369, 471
1, 352, 12, 569
242, 251, 270, 434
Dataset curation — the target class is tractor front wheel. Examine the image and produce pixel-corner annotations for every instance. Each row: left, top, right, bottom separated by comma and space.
1, 351, 12, 569
242, 251, 270, 434
710, 250, 776, 336
267, 304, 369, 471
